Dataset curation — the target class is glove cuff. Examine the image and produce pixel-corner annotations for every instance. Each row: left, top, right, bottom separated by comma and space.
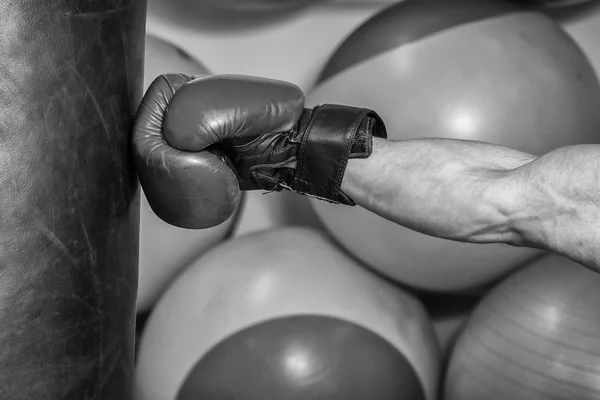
293, 104, 387, 205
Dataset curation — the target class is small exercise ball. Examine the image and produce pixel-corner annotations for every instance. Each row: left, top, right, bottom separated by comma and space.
444, 254, 600, 399
307, 0, 600, 292
135, 227, 440, 400
137, 35, 238, 314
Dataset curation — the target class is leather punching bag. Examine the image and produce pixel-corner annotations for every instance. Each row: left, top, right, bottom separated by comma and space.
0, 1, 146, 399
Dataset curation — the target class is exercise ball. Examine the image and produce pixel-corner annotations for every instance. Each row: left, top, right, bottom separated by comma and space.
554, 0, 600, 69
144, 35, 210, 84
514, 0, 596, 8
420, 292, 481, 359
307, 0, 600, 292
137, 35, 239, 314
192, 0, 319, 12
444, 254, 600, 399
135, 227, 440, 400
232, 189, 324, 238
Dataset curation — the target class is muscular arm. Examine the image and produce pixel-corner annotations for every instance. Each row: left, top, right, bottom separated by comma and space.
342, 138, 600, 271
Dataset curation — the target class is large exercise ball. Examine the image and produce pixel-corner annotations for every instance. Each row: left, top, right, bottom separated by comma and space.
147, 0, 320, 31
553, 0, 600, 68
307, 0, 600, 293
191, 0, 319, 12
135, 227, 440, 400
137, 35, 239, 314
144, 35, 210, 83
444, 254, 600, 399
515, 0, 596, 8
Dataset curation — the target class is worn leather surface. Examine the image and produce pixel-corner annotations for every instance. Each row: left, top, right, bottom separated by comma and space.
0, 1, 145, 398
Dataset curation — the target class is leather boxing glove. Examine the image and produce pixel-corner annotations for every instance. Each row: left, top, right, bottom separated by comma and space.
133, 74, 387, 230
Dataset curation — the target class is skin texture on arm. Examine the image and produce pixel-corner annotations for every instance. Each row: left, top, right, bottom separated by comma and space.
341, 138, 600, 271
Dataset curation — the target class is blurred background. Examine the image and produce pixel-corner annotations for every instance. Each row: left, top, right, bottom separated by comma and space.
136, 2, 600, 400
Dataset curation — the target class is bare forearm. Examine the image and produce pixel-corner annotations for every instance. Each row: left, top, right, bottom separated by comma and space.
342, 138, 600, 271
508, 145, 600, 269
342, 138, 536, 243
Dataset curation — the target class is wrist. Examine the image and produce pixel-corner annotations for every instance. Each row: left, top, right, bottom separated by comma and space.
493, 169, 546, 249
340, 137, 388, 207
292, 105, 386, 205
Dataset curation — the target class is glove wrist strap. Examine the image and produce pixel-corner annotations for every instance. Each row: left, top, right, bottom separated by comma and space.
293, 104, 387, 205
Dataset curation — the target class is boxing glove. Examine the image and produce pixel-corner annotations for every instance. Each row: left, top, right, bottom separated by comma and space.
133, 74, 387, 230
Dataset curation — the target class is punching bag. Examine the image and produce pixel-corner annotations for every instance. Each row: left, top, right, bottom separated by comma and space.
0, 1, 145, 399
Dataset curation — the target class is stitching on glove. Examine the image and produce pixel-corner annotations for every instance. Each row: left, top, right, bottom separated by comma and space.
295, 106, 321, 181
333, 108, 370, 200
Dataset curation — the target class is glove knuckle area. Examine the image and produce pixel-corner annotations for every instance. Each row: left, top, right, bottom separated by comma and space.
250, 76, 305, 133
134, 73, 196, 153
142, 73, 195, 114
162, 75, 306, 151
139, 151, 241, 229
